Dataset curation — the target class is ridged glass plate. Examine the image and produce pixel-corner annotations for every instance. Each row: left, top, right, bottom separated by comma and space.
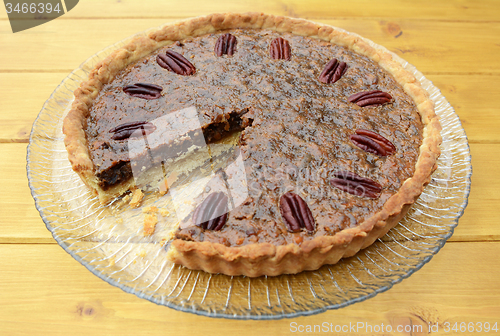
27, 22, 471, 319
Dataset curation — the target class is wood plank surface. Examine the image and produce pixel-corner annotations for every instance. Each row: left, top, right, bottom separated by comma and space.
1, 19, 499, 74
0, 73, 68, 142
1, 142, 496, 242
0, 142, 54, 243
0, 242, 498, 335
1, 0, 498, 333
2, 0, 500, 21
426, 74, 500, 144
2, 73, 499, 143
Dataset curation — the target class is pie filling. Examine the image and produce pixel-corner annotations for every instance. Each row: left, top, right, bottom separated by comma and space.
93, 107, 253, 191
84, 28, 423, 248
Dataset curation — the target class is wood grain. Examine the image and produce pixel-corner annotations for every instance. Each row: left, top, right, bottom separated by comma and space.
0, 143, 54, 242
2, 0, 499, 21
0, 242, 498, 335
0, 73, 68, 142
426, 74, 500, 144
1, 19, 499, 74
1, 0, 498, 333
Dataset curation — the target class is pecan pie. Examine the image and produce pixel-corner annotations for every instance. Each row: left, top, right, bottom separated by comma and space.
63, 13, 441, 277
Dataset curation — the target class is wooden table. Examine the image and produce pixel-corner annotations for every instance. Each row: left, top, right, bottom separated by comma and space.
1, 1, 499, 335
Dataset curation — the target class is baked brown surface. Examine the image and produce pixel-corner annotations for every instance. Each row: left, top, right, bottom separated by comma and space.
63, 13, 441, 277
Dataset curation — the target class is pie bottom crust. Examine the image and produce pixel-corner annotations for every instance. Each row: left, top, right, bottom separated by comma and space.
63, 13, 442, 277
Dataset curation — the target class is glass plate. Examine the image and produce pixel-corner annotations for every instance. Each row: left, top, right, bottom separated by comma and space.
27, 23, 471, 320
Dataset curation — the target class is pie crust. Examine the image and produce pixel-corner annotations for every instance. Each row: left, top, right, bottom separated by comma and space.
63, 13, 441, 277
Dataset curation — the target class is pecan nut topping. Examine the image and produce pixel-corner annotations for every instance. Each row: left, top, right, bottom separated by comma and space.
269, 37, 291, 60
156, 50, 196, 76
279, 192, 315, 233
123, 83, 163, 100
318, 58, 348, 84
109, 121, 156, 140
330, 171, 382, 199
215, 33, 237, 57
348, 90, 392, 107
350, 129, 396, 156
192, 192, 228, 231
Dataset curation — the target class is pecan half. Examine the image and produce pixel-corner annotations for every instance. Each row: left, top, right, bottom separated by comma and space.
156, 50, 196, 76
279, 192, 315, 233
330, 171, 382, 199
215, 33, 237, 57
318, 58, 348, 84
192, 192, 228, 231
350, 129, 396, 156
109, 121, 156, 140
348, 90, 392, 107
269, 37, 291, 60
123, 83, 163, 100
